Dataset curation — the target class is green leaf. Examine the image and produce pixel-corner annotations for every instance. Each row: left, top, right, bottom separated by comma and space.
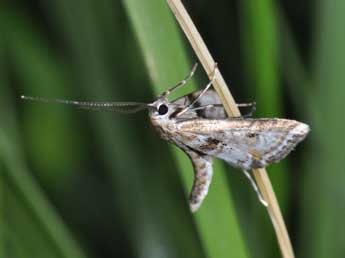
1, 7, 88, 258
238, 2, 290, 257
40, 0, 207, 257
124, 1, 250, 258
299, 1, 345, 258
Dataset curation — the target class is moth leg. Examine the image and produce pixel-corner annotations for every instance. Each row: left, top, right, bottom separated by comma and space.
160, 63, 198, 98
177, 63, 218, 117
185, 151, 214, 212
189, 102, 256, 117
236, 102, 256, 108
242, 170, 268, 206
189, 104, 217, 112
237, 102, 256, 117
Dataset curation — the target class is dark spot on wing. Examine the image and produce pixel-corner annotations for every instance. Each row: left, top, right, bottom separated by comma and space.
199, 137, 221, 152
184, 145, 207, 157
247, 133, 257, 138
207, 138, 220, 145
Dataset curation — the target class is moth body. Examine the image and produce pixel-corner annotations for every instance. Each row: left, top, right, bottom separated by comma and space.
148, 90, 309, 211
149, 92, 309, 171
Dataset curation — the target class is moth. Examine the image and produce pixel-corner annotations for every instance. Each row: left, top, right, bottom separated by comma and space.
21, 63, 310, 212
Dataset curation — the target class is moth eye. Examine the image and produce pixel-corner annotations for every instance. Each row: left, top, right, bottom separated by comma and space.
158, 104, 169, 115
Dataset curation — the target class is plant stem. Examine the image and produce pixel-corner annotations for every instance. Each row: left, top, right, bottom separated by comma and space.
166, 1, 295, 258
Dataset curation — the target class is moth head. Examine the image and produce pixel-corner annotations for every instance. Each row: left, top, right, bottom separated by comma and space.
148, 97, 179, 121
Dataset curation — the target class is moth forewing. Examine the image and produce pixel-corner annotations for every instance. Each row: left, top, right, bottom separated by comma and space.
176, 118, 310, 170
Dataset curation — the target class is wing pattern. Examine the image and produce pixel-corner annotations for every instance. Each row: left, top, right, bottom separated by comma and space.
176, 118, 309, 170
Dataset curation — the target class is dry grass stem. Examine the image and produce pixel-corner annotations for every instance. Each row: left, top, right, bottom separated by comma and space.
166, 1, 295, 258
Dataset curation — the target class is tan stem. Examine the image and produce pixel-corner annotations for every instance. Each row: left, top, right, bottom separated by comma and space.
166, 1, 295, 258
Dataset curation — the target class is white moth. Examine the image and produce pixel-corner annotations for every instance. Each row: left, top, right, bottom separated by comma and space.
21, 63, 310, 212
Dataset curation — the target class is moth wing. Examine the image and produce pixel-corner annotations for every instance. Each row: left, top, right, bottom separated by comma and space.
177, 118, 309, 170
173, 90, 226, 119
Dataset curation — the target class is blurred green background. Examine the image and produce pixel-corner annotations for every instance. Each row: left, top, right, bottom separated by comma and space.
1, 0, 344, 258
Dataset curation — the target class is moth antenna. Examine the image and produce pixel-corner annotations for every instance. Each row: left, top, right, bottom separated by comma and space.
176, 63, 218, 117
78, 104, 148, 113
21, 95, 149, 113
242, 170, 268, 206
160, 63, 198, 98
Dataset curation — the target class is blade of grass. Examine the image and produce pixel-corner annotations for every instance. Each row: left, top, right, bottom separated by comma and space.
123, 1, 249, 258
299, 1, 345, 257
0, 81, 88, 258
3, 222, 39, 258
277, 1, 345, 257
0, 87, 88, 258
0, 162, 3, 258
1, 8, 88, 258
5, 183, 61, 258
238, 1, 288, 257
41, 0, 205, 257
6, 11, 86, 189
0, 40, 5, 258
166, 1, 295, 258
278, 10, 322, 130
238, 0, 288, 202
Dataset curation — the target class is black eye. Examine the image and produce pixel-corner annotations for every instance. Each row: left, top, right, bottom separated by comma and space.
158, 104, 168, 115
